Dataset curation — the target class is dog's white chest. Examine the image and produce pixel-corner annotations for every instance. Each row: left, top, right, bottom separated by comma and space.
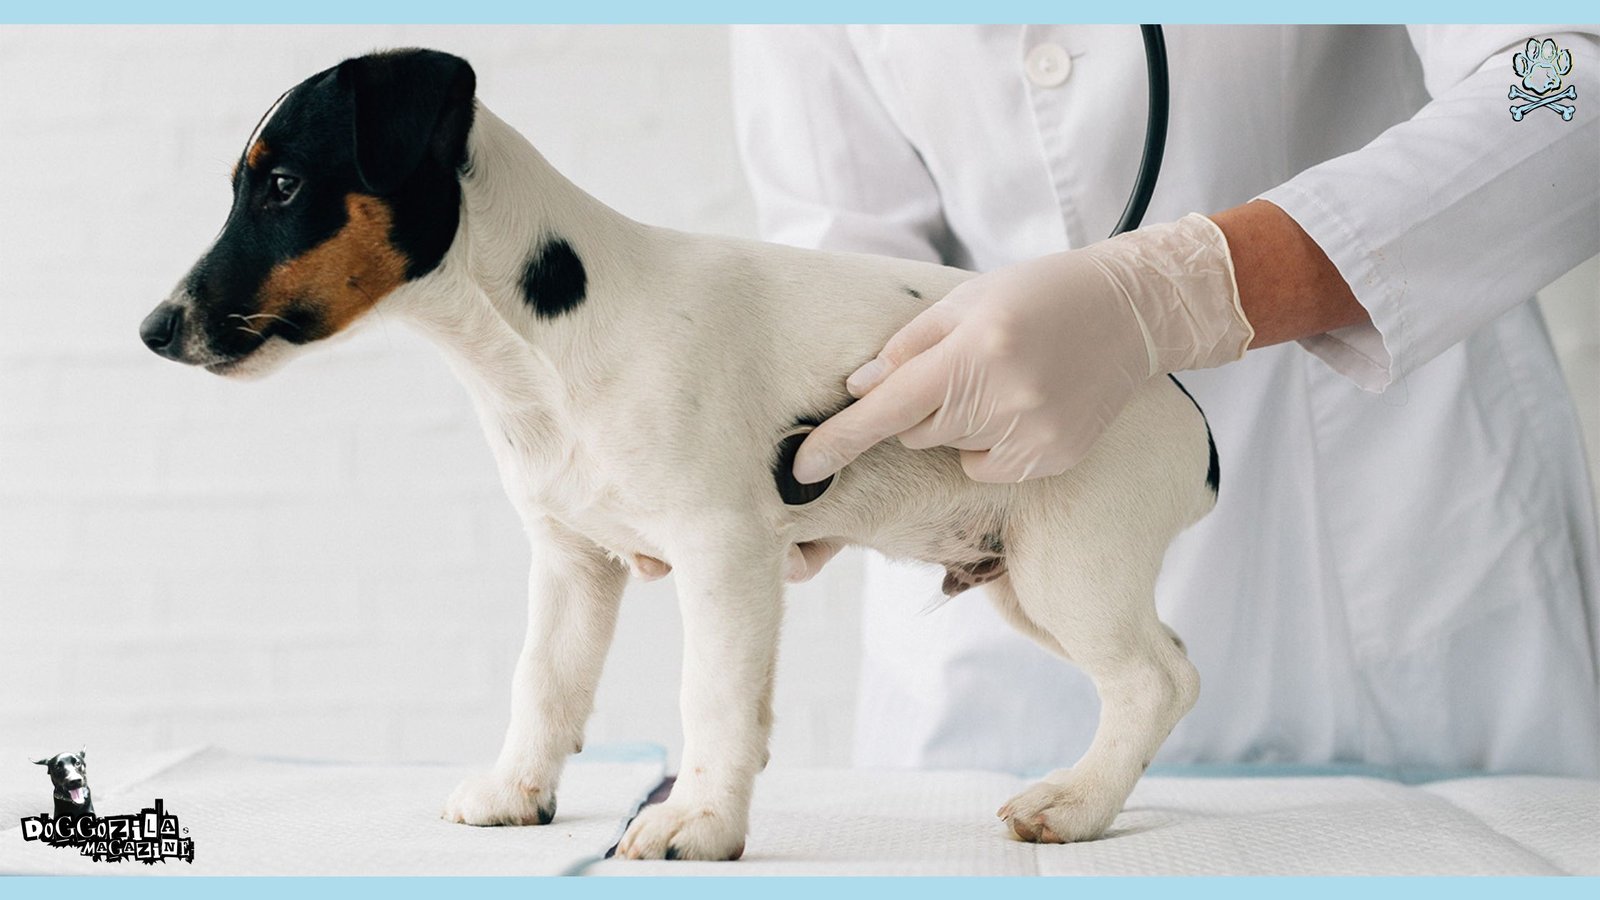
487, 414, 667, 565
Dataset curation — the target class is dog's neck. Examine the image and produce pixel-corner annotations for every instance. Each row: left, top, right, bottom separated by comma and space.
387, 104, 648, 466
456, 104, 647, 323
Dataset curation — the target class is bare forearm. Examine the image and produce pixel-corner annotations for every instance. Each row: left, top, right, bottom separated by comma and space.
1211, 199, 1368, 348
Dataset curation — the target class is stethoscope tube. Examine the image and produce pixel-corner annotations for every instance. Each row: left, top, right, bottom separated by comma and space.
1110, 24, 1169, 238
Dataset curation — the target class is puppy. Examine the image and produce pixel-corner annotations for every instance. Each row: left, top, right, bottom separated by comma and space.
140, 49, 1214, 859
33, 748, 94, 819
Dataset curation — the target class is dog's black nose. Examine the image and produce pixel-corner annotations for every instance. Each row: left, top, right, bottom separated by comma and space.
140, 304, 185, 358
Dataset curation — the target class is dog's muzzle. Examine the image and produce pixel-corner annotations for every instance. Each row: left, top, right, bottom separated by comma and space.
140, 292, 271, 373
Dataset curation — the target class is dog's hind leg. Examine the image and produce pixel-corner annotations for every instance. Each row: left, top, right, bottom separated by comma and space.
983, 575, 1065, 657
443, 517, 628, 826
994, 513, 1199, 843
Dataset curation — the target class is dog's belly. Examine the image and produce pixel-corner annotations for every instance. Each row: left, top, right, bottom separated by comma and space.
790, 469, 1014, 599
866, 519, 1010, 598
524, 490, 670, 577
573, 519, 666, 574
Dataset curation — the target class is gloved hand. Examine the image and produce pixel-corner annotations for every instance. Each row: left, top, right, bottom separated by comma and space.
793, 213, 1254, 486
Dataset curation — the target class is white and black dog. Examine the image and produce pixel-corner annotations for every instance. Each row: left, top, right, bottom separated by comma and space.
140, 49, 1215, 859
33, 748, 94, 819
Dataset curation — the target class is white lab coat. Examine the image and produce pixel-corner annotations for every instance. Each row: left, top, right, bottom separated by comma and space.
732, 25, 1600, 776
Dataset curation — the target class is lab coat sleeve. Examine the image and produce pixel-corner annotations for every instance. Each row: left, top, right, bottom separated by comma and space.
730, 25, 952, 262
1257, 26, 1600, 392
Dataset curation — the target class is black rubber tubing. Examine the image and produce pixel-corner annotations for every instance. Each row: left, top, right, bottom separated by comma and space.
1110, 24, 1170, 238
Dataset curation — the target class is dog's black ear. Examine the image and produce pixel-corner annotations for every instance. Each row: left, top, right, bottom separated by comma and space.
32, 757, 50, 766
79, 746, 86, 763
338, 49, 477, 195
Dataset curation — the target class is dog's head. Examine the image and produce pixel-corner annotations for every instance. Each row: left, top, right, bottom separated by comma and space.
33, 747, 90, 806
140, 49, 477, 377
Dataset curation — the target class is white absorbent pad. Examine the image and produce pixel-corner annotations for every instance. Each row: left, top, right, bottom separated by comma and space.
585, 767, 1600, 876
0, 745, 665, 875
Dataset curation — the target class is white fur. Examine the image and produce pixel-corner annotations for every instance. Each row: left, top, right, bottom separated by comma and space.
372, 105, 1214, 857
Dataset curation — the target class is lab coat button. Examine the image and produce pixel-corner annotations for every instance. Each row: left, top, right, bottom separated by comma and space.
1025, 43, 1072, 88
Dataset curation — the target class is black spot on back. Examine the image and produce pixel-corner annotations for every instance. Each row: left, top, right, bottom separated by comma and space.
1166, 374, 1219, 495
903, 286, 923, 300
521, 238, 587, 319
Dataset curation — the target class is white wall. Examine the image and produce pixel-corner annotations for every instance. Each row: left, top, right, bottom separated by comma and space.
0, 25, 1595, 772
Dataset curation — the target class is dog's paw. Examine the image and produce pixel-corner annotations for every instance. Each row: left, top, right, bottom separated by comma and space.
997, 776, 1121, 843
615, 801, 746, 861
442, 771, 555, 826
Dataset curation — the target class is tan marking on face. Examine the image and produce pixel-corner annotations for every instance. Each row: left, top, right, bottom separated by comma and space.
246, 139, 270, 170
256, 194, 409, 338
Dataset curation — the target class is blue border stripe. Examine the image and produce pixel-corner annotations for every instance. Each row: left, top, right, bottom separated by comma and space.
1, 2, 1597, 24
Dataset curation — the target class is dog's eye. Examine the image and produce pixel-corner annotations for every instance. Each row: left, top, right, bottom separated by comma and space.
268, 173, 301, 205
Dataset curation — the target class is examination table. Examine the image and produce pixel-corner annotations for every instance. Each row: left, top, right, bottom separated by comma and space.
2, 745, 1593, 876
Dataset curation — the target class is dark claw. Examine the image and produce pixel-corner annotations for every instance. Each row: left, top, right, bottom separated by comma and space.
536, 799, 556, 825
664, 845, 681, 861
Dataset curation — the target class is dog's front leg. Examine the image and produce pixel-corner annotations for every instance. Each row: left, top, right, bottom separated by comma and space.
443, 518, 627, 826
616, 529, 783, 861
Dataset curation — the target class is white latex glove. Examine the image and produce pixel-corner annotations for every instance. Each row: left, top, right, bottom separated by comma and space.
793, 213, 1254, 485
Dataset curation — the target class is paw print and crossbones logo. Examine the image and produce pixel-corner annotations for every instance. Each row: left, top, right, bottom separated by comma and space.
1510, 38, 1576, 121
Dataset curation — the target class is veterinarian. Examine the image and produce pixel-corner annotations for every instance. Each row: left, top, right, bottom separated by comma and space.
733, 26, 1600, 776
